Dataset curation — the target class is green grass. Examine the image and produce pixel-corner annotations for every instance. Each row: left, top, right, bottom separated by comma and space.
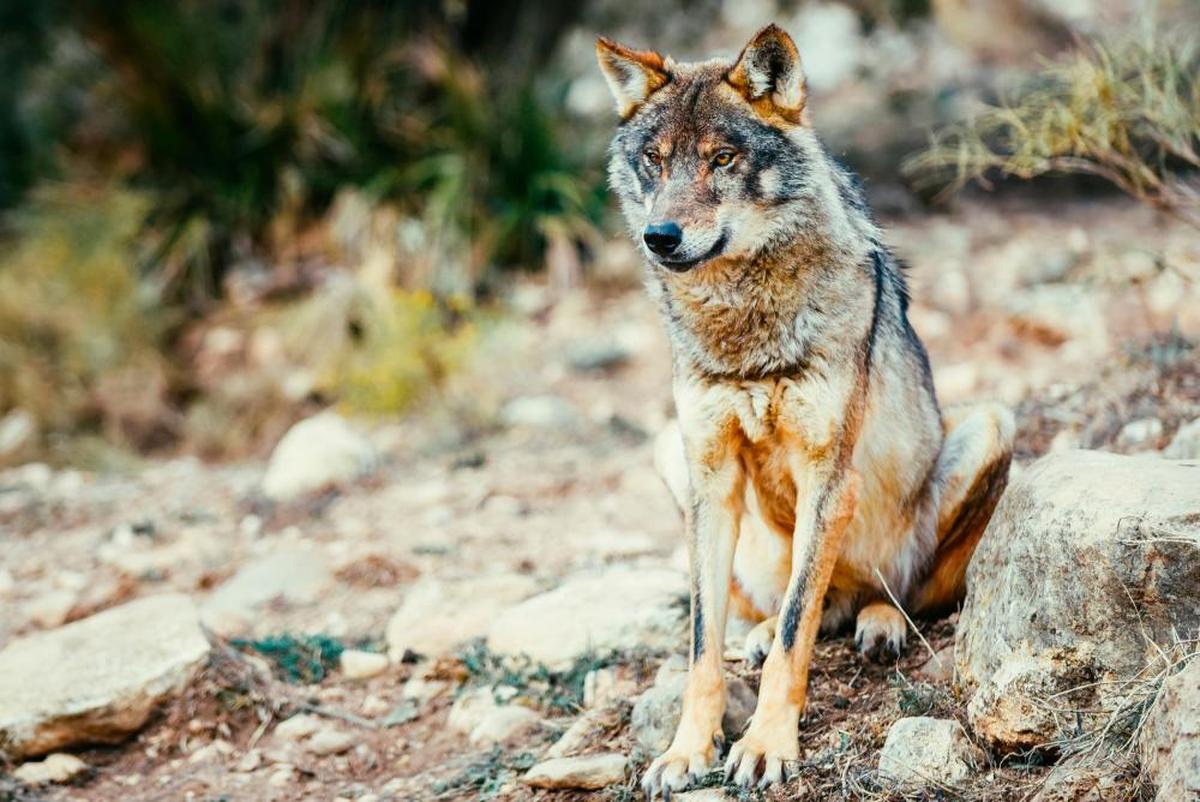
230, 634, 347, 684
432, 747, 538, 799
457, 640, 625, 714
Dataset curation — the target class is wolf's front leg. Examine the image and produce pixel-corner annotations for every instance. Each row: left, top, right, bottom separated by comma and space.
725, 463, 860, 789
642, 436, 743, 799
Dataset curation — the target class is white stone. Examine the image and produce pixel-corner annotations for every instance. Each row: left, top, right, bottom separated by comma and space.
467, 705, 542, 747
486, 567, 687, 669
879, 717, 983, 786
499, 395, 580, 430
306, 728, 356, 756
0, 594, 210, 758
1164, 418, 1200, 460
261, 412, 378, 502
273, 714, 321, 742
957, 451, 1200, 752
24, 590, 77, 629
386, 574, 538, 661
12, 753, 88, 784
339, 650, 388, 680
522, 753, 627, 790
1116, 417, 1163, 450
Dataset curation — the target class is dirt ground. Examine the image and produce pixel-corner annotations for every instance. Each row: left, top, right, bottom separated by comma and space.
2, 195, 1198, 801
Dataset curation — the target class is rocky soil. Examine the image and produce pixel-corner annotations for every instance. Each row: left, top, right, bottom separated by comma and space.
1, 197, 1199, 801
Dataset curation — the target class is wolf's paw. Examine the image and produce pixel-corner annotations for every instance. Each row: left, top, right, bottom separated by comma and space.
855, 602, 907, 662
742, 616, 776, 669
641, 734, 722, 800
723, 727, 799, 789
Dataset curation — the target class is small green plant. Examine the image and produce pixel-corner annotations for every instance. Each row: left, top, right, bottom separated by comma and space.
432, 747, 537, 799
231, 634, 347, 684
457, 640, 623, 714
905, 27, 1200, 226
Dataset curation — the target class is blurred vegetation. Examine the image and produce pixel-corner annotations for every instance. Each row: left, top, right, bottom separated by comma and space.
906, 27, 1200, 226
0, 187, 174, 448
0, 1, 600, 460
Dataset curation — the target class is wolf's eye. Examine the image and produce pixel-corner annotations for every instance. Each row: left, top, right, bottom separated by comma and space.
642, 149, 662, 169
711, 150, 737, 168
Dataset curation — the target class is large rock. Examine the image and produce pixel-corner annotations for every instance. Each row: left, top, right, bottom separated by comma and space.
1139, 659, 1200, 801
0, 594, 210, 758
878, 717, 984, 787
385, 575, 539, 661
261, 412, 378, 502
486, 567, 686, 668
957, 451, 1200, 752
1164, 417, 1200, 460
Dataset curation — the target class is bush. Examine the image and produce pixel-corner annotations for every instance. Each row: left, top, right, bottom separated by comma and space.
905, 28, 1200, 226
0, 186, 172, 452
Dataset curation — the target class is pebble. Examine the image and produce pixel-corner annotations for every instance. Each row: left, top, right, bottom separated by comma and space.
12, 753, 88, 785
339, 649, 389, 680
306, 728, 356, 756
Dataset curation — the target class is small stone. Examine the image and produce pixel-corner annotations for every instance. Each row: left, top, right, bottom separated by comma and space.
545, 708, 607, 759
1116, 418, 1163, 451
268, 766, 295, 787
401, 677, 448, 704
24, 590, 77, 629
879, 717, 983, 786
499, 395, 580, 430
339, 650, 389, 680
522, 753, 627, 790
630, 656, 756, 753
467, 706, 542, 747
447, 689, 497, 735
261, 412, 378, 502
274, 714, 321, 742
915, 646, 955, 684
583, 668, 617, 708
236, 750, 262, 772
13, 753, 88, 784
305, 728, 356, 756
1164, 418, 1200, 460
566, 340, 630, 373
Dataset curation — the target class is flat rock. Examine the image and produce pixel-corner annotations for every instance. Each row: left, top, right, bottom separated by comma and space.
261, 412, 377, 502
0, 594, 210, 758
486, 567, 686, 668
878, 717, 984, 787
12, 753, 88, 784
386, 574, 539, 660
1139, 658, 1200, 801
202, 549, 332, 635
957, 451, 1200, 753
522, 753, 627, 790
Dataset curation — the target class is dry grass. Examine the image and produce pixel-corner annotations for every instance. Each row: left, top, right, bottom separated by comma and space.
905, 27, 1200, 226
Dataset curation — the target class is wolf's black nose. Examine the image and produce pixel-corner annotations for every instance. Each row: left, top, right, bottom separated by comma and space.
643, 222, 682, 257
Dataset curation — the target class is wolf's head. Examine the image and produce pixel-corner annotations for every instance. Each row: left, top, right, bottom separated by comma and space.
597, 25, 838, 274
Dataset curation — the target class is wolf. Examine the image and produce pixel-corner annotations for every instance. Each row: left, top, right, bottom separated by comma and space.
596, 24, 1014, 796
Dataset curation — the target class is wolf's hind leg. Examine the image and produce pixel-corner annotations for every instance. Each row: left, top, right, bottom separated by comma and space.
855, 601, 906, 661
743, 616, 776, 668
910, 402, 1014, 615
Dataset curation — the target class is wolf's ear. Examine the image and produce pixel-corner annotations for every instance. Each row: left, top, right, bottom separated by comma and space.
596, 37, 670, 119
727, 24, 806, 123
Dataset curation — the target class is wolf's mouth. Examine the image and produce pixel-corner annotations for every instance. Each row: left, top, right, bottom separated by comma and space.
656, 231, 729, 272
